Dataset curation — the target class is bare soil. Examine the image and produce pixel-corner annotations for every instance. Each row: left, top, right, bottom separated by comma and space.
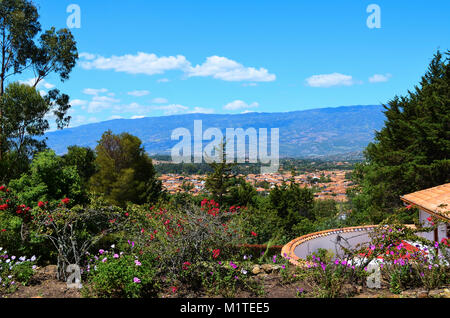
3, 264, 449, 299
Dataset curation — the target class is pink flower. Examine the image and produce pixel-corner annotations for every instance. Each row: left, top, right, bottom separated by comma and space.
102, 257, 107, 263
133, 277, 141, 283
113, 254, 119, 259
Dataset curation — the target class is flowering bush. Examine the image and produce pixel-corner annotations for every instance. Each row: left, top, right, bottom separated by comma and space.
0, 247, 37, 295
197, 257, 263, 298
0, 184, 39, 258
301, 254, 368, 298
82, 244, 160, 298
30, 195, 130, 280
125, 200, 249, 281
359, 224, 449, 293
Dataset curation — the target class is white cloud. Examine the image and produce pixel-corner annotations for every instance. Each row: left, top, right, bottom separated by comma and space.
305, 73, 355, 87
80, 52, 190, 75
157, 78, 170, 83
189, 107, 214, 114
79, 52, 96, 60
128, 90, 150, 97
70, 115, 98, 127
80, 52, 276, 82
152, 104, 189, 115
223, 100, 259, 111
20, 78, 55, 89
108, 115, 124, 120
187, 56, 276, 82
369, 73, 392, 83
131, 115, 145, 119
87, 95, 120, 113
70, 99, 88, 107
83, 88, 108, 95
151, 97, 168, 104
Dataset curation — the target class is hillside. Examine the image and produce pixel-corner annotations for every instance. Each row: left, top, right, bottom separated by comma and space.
44, 105, 385, 158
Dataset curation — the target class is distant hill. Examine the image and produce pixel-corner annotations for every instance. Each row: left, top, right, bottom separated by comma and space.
44, 105, 385, 158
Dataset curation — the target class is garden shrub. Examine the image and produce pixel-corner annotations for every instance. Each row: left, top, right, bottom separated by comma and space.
0, 247, 36, 295
82, 245, 160, 298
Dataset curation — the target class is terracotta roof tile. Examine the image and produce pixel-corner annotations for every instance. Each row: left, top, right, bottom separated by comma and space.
400, 183, 450, 221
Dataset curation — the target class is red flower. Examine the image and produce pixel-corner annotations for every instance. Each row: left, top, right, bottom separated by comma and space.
212, 249, 220, 259
405, 204, 413, 210
182, 262, 191, 270
38, 201, 45, 208
61, 198, 70, 205
0, 204, 8, 211
0, 185, 6, 192
1, 229, 6, 232
171, 286, 177, 293
251, 231, 258, 237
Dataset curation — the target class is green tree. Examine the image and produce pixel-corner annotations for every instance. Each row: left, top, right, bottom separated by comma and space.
0, 83, 50, 181
353, 50, 450, 223
62, 146, 97, 186
8, 149, 85, 206
0, 0, 78, 175
204, 142, 237, 206
268, 183, 314, 236
89, 130, 162, 207
312, 199, 338, 220
228, 177, 258, 207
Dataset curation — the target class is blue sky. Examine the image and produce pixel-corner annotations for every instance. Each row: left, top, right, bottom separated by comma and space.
17, 0, 450, 128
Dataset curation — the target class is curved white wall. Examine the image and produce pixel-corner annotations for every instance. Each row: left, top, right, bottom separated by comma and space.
293, 228, 374, 260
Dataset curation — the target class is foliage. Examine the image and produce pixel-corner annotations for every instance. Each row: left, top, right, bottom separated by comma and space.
204, 143, 237, 206
194, 256, 263, 298
89, 130, 162, 207
30, 196, 129, 280
0, 247, 36, 295
82, 246, 160, 298
0, 0, 78, 181
8, 149, 86, 206
301, 255, 367, 298
268, 183, 314, 236
360, 223, 450, 293
352, 50, 450, 222
62, 146, 97, 186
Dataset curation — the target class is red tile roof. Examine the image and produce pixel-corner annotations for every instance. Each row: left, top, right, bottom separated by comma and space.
400, 183, 450, 221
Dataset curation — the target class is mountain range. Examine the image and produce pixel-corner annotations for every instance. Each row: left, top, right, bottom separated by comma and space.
44, 105, 386, 159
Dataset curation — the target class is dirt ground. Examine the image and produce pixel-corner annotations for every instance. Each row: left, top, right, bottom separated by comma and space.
4, 265, 81, 298
2, 265, 449, 299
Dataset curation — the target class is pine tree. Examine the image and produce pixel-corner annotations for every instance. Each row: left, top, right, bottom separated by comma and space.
354, 50, 450, 223
204, 142, 237, 205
